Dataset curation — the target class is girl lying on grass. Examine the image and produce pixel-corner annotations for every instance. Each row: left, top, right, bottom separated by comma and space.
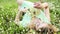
15, 0, 58, 34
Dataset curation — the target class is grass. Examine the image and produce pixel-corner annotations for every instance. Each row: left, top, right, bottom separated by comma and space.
0, 0, 60, 34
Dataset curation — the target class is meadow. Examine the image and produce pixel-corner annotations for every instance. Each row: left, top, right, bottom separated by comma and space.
0, 0, 60, 34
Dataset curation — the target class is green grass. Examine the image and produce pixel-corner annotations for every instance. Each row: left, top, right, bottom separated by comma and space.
0, 0, 60, 34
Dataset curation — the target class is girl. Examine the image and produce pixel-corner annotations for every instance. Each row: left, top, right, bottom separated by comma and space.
15, 0, 58, 33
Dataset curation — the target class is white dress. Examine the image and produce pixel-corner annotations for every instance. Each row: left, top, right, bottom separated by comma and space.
19, 1, 51, 28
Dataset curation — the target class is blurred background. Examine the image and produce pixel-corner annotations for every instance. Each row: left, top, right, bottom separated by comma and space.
0, 0, 60, 34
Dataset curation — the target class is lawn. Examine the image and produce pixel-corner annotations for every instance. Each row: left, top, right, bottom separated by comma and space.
0, 0, 60, 34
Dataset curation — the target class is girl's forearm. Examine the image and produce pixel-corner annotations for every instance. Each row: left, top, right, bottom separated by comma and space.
44, 7, 50, 22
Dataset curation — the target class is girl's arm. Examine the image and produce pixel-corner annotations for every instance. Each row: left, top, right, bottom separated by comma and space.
44, 7, 50, 22
34, 2, 50, 22
43, 3, 50, 22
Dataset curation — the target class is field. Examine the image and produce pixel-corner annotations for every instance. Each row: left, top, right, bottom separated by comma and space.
0, 0, 60, 34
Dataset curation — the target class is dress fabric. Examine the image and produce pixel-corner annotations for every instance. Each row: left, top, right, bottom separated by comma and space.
19, 1, 51, 28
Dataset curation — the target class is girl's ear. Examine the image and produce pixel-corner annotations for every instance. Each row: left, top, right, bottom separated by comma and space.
17, 0, 24, 5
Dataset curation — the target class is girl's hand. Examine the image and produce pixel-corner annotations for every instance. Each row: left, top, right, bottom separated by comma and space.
17, 0, 24, 5
42, 3, 49, 9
